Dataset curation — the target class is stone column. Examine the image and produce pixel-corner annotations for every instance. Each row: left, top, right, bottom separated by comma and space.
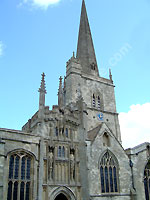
38, 137, 44, 200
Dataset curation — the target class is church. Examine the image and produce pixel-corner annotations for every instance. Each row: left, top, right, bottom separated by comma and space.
0, 0, 150, 200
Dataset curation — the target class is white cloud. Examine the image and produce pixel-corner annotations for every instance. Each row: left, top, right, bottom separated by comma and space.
119, 103, 150, 149
20, 0, 61, 9
0, 41, 4, 57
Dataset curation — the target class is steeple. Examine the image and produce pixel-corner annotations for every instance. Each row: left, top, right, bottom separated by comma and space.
38, 73, 46, 110
76, 0, 99, 77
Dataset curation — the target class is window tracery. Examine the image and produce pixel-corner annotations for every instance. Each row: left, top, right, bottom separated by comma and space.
58, 146, 65, 158
7, 152, 33, 200
100, 151, 119, 193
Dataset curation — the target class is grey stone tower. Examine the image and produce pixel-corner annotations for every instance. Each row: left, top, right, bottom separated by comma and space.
1, 1, 150, 200
65, 0, 121, 143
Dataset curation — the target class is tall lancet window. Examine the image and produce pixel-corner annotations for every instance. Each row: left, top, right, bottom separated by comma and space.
93, 94, 95, 107
144, 160, 150, 200
100, 151, 119, 193
7, 152, 33, 200
98, 96, 101, 109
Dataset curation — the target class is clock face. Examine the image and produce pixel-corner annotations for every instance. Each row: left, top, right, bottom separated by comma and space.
97, 113, 104, 121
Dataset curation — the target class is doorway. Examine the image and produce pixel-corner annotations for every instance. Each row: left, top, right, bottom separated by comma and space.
55, 193, 68, 200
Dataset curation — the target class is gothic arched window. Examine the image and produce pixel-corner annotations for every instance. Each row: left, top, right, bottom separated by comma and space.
93, 94, 95, 107
98, 96, 101, 109
144, 160, 150, 200
55, 127, 58, 136
62, 146, 65, 157
100, 151, 119, 193
58, 146, 61, 157
7, 152, 33, 200
65, 128, 68, 138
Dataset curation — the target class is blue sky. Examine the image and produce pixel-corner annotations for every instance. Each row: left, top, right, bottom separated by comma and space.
0, 0, 150, 148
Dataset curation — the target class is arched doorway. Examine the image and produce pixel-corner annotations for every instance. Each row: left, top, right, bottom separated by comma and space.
55, 193, 68, 200
144, 160, 150, 200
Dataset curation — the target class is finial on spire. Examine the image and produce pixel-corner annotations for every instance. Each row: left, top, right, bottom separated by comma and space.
109, 69, 113, 83
38, 73, 46, 113
58, 76, 64, 108
38, 72, 47, 94
73, 51, 75, 58
76, 0, 99, 77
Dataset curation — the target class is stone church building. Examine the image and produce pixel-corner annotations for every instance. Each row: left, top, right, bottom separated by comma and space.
0, 0, 150, 200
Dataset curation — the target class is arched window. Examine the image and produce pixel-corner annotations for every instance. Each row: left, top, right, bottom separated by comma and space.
65, 128, 68, 138
98, 96, 101, 109
93, 94, 95, 107
62, 146, 65, 157
144, 160, 150, 200
7, 152, 33, 200
103, 133, 110, 147
100, 151, 119, 193
58, 146, 62, 157
55, 127, 58, 136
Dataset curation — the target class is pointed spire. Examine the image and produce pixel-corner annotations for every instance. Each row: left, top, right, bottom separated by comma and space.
38, 73, 46, 110
76, 0, 99, 76
39, 73, 47, 94
109, 69, 113, 83
58, 76, 64, 108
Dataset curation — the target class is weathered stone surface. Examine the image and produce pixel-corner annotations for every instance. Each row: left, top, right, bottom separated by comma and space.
0, 1, 149, 200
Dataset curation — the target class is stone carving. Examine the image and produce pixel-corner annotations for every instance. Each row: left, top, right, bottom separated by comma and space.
70, 150, 75, 181
48, 147, 54, 180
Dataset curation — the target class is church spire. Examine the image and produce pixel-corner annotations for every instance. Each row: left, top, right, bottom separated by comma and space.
58, 76, 64, 108
76, 0, 99, 76
38, 73, 46, 110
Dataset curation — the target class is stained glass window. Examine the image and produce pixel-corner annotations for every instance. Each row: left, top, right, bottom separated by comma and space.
144, 160, 150, 200
21, 157, 25, 180
20, 182, 25, 200
9, 156, 14, 179
100, 167, 105, 193
7, 152, 32, 200
13, 181, 18, 200
25, 182, 30, 200
7, 181, 12, 200
26, 158, 31, 180
100, 151, 119, 193
14, 156, 19, 179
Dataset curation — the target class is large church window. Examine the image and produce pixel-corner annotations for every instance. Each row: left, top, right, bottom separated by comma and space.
144, 160, 150, 200
7, 152, 33, 200
100, 151, 119, 193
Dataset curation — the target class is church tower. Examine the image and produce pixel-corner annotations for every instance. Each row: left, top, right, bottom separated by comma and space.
65, 0, 121, 143
2, 1, 150, 200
